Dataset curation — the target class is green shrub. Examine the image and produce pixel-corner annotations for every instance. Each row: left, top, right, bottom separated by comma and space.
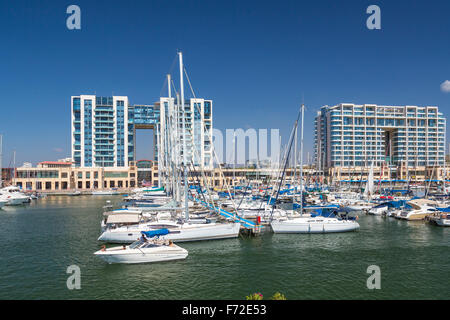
246, 292, 263, 300
246, 292, 287, 300
270, 292, 287, 300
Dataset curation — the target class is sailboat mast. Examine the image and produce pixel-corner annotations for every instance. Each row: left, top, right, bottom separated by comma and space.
167, 73, 174, 197
13, 150, 16, 186
175, 92, 181, 203
178, 51, 189, 221
233, 133, 236, 185
156, 123, 161, 188
299, 104, 304, 215
294, 124, 297, 186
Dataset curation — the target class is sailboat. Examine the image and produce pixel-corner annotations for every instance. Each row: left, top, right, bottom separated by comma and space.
270, 104, 360, 234
363, 162, 374, 200
98, 51, 240, 243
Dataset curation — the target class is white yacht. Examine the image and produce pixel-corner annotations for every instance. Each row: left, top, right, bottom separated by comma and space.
98, 219, 241, 243
396, 199, 442, 221
94, 230, 188, 264
271, 215, 360, 233
0, 186, 30, 205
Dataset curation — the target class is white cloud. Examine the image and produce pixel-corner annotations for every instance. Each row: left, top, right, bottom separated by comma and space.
441, 80, 450, 93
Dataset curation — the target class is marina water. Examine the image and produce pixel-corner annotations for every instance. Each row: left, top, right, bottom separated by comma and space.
0, 195, 448, 299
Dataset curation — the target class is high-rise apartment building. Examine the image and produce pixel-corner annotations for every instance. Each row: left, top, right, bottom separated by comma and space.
71, 95, 213, 168
315, 104, 446, 169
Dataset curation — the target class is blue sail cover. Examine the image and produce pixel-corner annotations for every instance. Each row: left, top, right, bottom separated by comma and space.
141, 229, 169, 238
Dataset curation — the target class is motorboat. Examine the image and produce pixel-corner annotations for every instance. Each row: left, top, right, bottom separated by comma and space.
367, 200, 411, 216
427, 208, 450, 227
94, 229, 188, 264
69, 191, 81, 196
0, 186, 30, 205
433, 214, 450, 227
396, 199, 441, 221
98, 218, 241, 243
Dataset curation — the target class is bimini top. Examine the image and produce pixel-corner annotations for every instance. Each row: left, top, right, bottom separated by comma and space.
141, 229, 169, 238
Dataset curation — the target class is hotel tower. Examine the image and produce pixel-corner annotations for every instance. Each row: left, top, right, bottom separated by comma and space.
314, 104, 446, 170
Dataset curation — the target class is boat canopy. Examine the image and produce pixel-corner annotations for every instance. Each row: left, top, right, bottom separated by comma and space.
106, 214, 141, 224
408, 198, 440, 208
310, 208, 336, 218
141, 228, 169, 238
374, 200, 410, 209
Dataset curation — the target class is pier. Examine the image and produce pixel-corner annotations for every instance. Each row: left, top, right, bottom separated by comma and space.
191, 197, 263, 236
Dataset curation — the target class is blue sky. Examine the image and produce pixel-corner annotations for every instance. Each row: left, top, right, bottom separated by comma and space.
0, 0, 449, 166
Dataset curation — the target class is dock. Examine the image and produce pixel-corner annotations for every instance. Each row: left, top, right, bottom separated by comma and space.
191, 197, 263, 236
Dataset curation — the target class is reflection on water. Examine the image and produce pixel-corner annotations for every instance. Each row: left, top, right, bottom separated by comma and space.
0, 196, 449, 299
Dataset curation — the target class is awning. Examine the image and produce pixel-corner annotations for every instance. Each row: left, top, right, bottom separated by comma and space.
106, 214, 141, 224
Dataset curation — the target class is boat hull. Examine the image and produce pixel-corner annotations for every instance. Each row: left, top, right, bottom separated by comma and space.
397, 213, 430, 221
98, 223, 241, 243
435, 219, 450, 227
94, 247, 188, 264
5, 198, 29, 205
271, 219, 359, 233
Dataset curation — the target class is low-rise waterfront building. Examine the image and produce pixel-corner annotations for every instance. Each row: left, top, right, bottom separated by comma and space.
11, 161, 450, 192
14, 162, 138, 192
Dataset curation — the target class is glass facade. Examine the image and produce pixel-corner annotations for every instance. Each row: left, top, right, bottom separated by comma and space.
116, 100, 125, 167
84, 99, 93, 167
315, 104, 446, 168
94, 99, 115, 167
73, 98, 81, 167
72, 95, 212, 168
